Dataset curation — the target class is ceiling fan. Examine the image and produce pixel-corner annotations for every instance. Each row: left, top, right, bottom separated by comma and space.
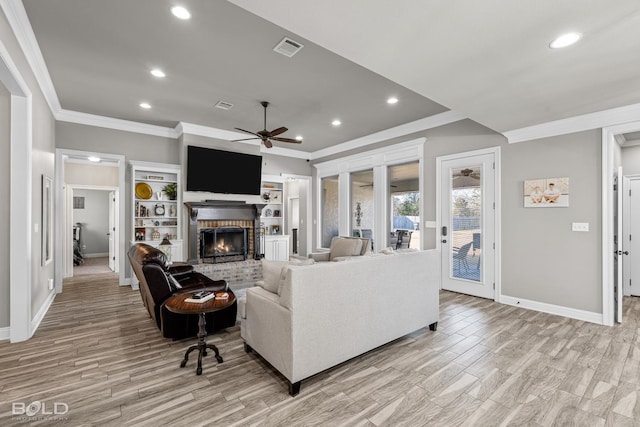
232, 101, 300, 148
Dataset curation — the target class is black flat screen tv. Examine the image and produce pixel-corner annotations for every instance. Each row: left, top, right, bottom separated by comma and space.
186, 146, 263, 195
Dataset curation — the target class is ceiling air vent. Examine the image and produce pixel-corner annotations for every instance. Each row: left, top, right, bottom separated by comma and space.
214, 101, 234, 110
273, 37, 304, 58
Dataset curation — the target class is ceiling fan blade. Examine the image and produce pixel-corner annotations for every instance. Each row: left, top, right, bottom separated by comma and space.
269, 126, 288, 137
234, 127, 260, 137
231, 137, 260, 142
264, 139, 273, 148
272, 137, 301, 144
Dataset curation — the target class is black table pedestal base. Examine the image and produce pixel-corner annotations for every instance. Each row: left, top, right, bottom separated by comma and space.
179, 312, 223, 375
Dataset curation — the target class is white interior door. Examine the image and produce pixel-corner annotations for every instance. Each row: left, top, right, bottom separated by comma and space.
614, 167, 623, 322
64, 184, 73, 278
627, 178, 640, 296
439, 152, 496, 299
108, 191, 116, 272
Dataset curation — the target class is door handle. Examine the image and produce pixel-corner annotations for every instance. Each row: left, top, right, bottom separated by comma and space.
442, 239, 447, 243
618, 250, 629, 255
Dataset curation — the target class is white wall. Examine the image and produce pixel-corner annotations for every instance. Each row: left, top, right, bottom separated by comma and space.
622, 145, 640, 175
65, 162, 118, 187
0, 6, 57, 328
0, 82, 9, 328
502, 130, 602, 313
73, 189, 110, 256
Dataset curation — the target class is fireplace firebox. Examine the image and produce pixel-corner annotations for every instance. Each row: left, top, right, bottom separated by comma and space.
200, 227, 248, 263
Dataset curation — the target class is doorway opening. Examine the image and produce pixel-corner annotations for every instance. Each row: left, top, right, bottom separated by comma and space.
604, 122, 640, 325
55, 150, 126, 291
437, 147, 500, 300
283, 175, 312, 257
70, 187, 118, 277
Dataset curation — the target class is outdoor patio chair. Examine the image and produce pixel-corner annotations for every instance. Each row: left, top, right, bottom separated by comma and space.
452, 242, 473, 273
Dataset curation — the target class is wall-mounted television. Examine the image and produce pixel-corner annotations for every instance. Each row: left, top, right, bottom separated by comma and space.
186, 146, 263, 195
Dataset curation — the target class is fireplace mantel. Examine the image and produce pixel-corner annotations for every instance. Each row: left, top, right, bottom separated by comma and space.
185, 201, 264, 264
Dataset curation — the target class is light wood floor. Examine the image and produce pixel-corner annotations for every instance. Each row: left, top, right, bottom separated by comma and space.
1, 276, 640, 426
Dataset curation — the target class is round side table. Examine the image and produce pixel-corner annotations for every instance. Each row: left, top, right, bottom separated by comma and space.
164, 290, 236, 375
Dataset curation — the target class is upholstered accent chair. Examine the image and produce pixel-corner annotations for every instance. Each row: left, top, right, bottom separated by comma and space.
308, 236, 371, 262
128, 243, 237, 339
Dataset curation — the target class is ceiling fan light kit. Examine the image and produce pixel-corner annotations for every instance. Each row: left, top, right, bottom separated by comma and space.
233, 101, 302, 148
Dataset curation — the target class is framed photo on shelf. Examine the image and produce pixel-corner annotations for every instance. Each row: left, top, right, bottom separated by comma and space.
273, 209, 281, 217
271, 225, 281, 235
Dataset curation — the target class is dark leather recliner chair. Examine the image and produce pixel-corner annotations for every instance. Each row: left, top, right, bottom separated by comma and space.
128, 243, 237, 339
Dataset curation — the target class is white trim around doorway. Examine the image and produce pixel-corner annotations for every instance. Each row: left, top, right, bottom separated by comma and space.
1, 36, 34, 342
435, 146, 502, 302
55, 149, 127, 292
602, 121, 640, 326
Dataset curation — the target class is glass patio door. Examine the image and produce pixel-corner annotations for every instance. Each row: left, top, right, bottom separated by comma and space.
440, 152, 495, 299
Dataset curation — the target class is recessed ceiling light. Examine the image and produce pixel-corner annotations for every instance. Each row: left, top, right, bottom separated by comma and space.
549, 32, 582, 49
387, 97, 398, 104
332, 119, 341, 126
295, 135, 303, 141
150, 68, 166, 78
171, 5, 191, 20
88, 156, 100, 162
140, 102, 151, 109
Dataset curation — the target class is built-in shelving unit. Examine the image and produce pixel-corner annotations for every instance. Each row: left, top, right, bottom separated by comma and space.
130, 161, 183, 262
260, 176, 289, 261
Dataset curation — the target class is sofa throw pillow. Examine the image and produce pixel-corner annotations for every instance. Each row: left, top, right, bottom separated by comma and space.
380, 247, 397, 255
260, 260, 288, 294
276, 258, 315, 295
329, 238, 363, 261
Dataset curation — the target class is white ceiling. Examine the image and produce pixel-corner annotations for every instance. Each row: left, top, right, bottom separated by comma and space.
230, 0, 640, 133
16, 0, 640, 155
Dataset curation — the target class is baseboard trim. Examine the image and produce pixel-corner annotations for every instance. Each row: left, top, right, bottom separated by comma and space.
31, 289, 56, 336
83, 252, 109, 258
126, 277, 139, 290
0, 326, 10, 341
500, 295, 603, 324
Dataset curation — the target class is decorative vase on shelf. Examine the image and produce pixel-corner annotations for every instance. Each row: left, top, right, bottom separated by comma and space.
151, 228, 161, 240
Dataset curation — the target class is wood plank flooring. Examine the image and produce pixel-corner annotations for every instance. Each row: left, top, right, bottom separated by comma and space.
1, 274, 640, 426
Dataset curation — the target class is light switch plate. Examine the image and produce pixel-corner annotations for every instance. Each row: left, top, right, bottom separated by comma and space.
572, 222, 589, 232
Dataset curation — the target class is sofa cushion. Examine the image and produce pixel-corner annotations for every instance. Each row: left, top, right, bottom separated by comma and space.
329, 237, 363, 261
277, 258, 315, 295
259, 260, 289, 294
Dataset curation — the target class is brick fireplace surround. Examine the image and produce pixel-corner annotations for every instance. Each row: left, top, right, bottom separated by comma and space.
185, 201, 265, 286
185, 201, 264, 264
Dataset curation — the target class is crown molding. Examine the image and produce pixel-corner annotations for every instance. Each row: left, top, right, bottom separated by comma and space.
57, 109, 179, 139
310, 110, 466, 160
0, 0, 60, 113
504, 102, 640, 144
261, 144, 310, 160
179, 121, 254, 142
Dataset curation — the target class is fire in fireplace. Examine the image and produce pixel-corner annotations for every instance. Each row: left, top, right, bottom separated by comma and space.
200, 227, 248, 263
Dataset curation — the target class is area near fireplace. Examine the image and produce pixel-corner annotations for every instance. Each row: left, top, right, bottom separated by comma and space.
185, 201, 263, 264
